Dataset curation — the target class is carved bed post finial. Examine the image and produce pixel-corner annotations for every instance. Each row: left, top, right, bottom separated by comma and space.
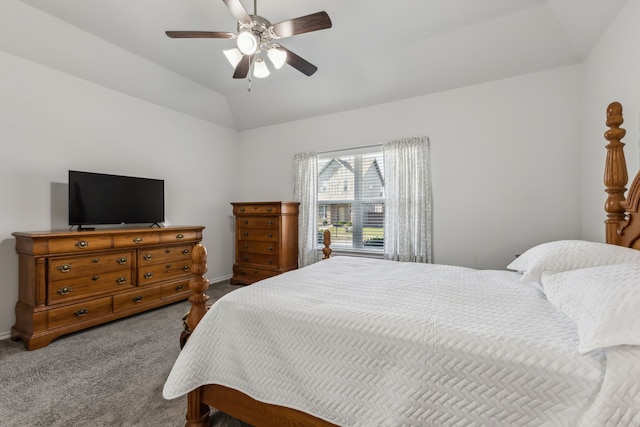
604, 102, 628, 244
187, 244, 210, 335
322, 229, 332, 259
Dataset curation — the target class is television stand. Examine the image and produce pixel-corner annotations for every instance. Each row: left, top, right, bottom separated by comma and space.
11, 225, 204, 350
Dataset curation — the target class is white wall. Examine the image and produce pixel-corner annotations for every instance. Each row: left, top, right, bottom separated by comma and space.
580, 0, 640, 241
0, 52, 239, 339
237, 66, 584, 270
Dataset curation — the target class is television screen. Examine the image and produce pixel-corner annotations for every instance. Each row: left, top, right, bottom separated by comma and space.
69, 170, 164, 227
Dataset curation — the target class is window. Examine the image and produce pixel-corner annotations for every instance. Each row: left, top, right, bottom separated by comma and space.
317, 148, 384, 251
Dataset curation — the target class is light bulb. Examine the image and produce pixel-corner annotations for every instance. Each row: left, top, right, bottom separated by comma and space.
253, 58, 270, 78
237, 31, 259, 55
267, 47, 287, 69
223, 48, 243, 69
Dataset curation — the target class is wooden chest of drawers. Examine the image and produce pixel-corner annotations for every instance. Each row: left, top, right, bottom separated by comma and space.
11, 226, 204, 350
231, 202, 299, 285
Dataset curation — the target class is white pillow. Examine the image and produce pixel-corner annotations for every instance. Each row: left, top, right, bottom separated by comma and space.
541, 264, 640, 354
506, 240, 640, 283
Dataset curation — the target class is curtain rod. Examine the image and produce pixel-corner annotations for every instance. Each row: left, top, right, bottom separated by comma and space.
318, 143, 382, 155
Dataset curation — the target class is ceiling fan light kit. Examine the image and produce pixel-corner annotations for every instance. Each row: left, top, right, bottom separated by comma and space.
253, 58, 270, 78
223, 48, 243, 69
237, 30, 259, 55
165, 0, 332, 83
267, 46, 286, 69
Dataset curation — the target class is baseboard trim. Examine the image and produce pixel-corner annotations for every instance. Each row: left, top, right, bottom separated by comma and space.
210, 274, 233, 284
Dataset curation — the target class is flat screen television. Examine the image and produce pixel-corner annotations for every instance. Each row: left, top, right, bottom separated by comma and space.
69, 170, 164, 229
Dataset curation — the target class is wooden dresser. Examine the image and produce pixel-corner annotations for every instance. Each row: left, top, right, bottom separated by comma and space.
11, 225, 204, 350
231, 202, 299, 285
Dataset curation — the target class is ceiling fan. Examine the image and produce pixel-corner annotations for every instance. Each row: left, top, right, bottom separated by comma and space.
165, 0, 332, 80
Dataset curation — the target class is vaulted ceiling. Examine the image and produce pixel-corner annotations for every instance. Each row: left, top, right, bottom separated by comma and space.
15, 0, 630, 130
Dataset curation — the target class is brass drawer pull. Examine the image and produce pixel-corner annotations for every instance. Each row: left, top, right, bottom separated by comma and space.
92, 258, 100, 263
240, 207, 245, 212
75, 240, 89, 249
176, 233, 184, 240
165, 248, 172, 253
243, 220, 249, 225
117, 257, 127, 264
267, 220, 273, 225
182, 249, 189, 255
175, 285, 183, 291
243, 244, 249, 249
144, 272, 153, 279
182, 265, 190, 271
268, 259, 273, 264
243, 257, 249, 262
116, 276, 127, 284
132, 295, 143, 303
92, 275, 100, 281
243, 232, 249, 237
74, 308, 88, 317
133, 237, 143, 244
57, 286, 72, 296
143, 254, 153, 261
166, 264, 172, 269
267, 233, 273, 238
57, 264, 72, 273
267, 246, 273, 251
266, 207, 272, 212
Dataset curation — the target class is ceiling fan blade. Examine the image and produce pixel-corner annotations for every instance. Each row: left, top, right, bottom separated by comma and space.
271, 11, 332, 39
166, 31, 235, 39
280, 46, 318, 76
222, 0, 252, 25
233, 54, 253, 79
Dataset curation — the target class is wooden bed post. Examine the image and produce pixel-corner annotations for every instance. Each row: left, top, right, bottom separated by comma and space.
604, 101, 628, 244
186, 244, 209, 334
184, 243, 211, 427
322, 229, 332, 259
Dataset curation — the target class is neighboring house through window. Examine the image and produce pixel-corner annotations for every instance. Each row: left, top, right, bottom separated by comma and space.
317, 148, 384, 252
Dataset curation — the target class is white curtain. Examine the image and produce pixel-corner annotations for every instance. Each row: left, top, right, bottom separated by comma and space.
293, 152, 320, 267
383, 137, 433, 263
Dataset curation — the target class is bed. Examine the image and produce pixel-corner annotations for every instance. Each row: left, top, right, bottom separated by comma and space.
163, 102, 640, 427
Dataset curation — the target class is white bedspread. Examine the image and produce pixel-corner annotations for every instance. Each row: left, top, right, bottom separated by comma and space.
163, 256, 640, 426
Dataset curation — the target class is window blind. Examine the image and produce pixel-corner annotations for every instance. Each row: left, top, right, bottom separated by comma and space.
317, 149, 385, 251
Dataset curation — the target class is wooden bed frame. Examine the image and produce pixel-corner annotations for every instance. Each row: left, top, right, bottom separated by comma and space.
180, 102, 638, 426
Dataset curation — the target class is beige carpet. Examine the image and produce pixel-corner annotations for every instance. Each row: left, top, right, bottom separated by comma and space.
0, 280, 252, 427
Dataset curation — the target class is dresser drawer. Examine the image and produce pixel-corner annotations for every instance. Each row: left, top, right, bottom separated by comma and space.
233, 266, 279, 283
237, 241, 279, 255
159, 230, 199, 243
49, 270, 133, 304
237, 252, 279, 267
113, 287, 161, 313
47, 236, 112, 254
138, 244, 193, 265
159, 279, 191, 299
238, 216, 278, 229
49, 251, 133, 281
113, 232, 160, 248
234, 204, 281, 215
48, 297, 112, 329
237, 229, 278, 242
138, 261, 192, 286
